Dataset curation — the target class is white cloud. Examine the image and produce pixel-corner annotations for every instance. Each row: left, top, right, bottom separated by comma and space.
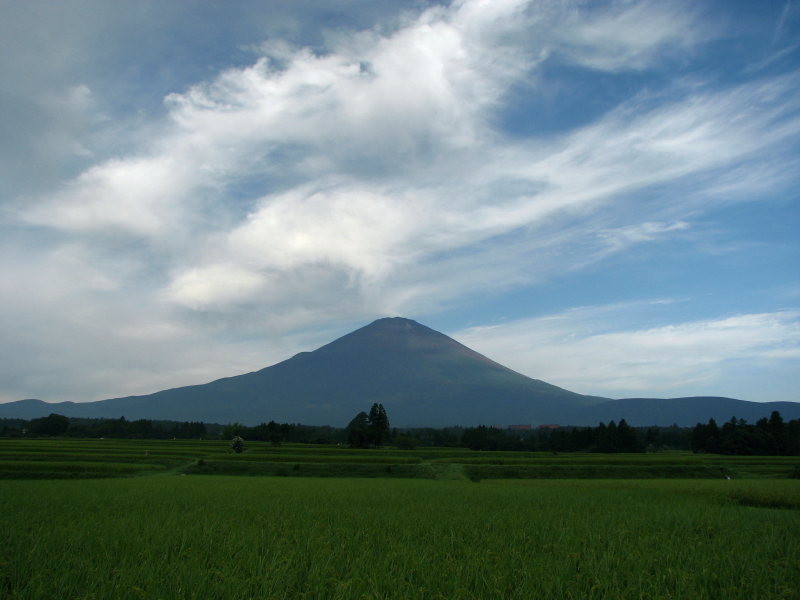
23, 155, 190, 235
555, 1, 700, 71
597, 221, 690, 251
166, 264, 268, 310
230, 186, 424, 277
453, 307, 800, 401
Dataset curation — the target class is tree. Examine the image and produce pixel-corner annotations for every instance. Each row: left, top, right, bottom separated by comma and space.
229, 436, 245, 453
347, 427, 370, 449
223, 423, 247, 439
595, 422, 610, 453
768, 411, 788, 455
347, 412, 369, 430
30, 413, 69, 437
347, 411, 371, 449
616, 419, 643, 452
346, 405, 390, 448
368, 403, 390, 448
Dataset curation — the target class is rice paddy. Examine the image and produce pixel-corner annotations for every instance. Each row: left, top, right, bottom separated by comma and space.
1, 438, 798, 599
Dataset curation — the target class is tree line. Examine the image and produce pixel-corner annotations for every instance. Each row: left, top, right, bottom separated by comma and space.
1, 414, 215, 439
691, 412, 800, 455
457, 412, 800, 455
221, 420, 344, 445
224, 403, 394, 448
460, 420, 646, 453
3, 409, 798, 455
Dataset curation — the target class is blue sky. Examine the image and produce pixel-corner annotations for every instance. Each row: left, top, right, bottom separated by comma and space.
1, 0, 798, 405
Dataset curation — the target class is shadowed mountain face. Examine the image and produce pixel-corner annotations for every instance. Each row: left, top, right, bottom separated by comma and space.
2, 317, 797, 426
0, 318, 606, 427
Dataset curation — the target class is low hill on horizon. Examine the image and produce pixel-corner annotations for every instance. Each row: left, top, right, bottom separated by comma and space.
2, 317, 798, 427
577, 397, 800, 427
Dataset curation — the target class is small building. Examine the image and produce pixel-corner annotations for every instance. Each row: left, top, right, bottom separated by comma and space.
490, 424, 502, 429
538, 424, 561, 429
507, 424, 532, 430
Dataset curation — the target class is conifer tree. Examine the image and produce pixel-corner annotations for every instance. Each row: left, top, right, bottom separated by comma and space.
368, 403, 390, 448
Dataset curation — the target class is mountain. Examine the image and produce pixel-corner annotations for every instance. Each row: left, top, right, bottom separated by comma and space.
1, 317, 606, 427
1, 317, 798, 427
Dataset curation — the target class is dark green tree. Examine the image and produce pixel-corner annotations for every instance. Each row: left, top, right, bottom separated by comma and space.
30, 413, 69, 436
346, 411, 371, 448
368, 403, 390, 448
348, 427, 370, 449
616, 419, 643, 452
768, 411, 788, 454
264, 420, 284, 445
347, 412, 369, 430
596, 422, 611, 452
346, 406, 390, 448
223, 422, 247, 439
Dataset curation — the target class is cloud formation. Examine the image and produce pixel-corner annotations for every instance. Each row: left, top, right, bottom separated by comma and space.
20, 1, 799, 312
2, 0, 799, 404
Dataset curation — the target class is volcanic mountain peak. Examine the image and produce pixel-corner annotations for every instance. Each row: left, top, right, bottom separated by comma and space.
307, 317, 508, 369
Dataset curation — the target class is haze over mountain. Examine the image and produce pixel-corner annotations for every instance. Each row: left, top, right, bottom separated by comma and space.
3, 317, 799, 427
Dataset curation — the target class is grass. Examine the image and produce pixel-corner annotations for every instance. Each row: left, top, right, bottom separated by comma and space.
429, 454, 705, 465
184, 460, 438, 479
0, 460, 165, 473
463, 464, 731, 480
205, 453, 424, 464
1, 476, 799, 599
2, 438, 798, 480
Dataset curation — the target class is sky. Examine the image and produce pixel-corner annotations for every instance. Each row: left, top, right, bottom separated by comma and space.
1, 0, 798, 406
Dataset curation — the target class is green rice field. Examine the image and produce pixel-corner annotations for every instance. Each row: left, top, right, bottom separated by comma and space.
2, 438, 798, 480
1, 438, 799, 599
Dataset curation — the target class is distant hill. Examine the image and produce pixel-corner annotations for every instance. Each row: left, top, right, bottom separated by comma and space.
1, 317, 797, 427
574, 397, 800, 427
